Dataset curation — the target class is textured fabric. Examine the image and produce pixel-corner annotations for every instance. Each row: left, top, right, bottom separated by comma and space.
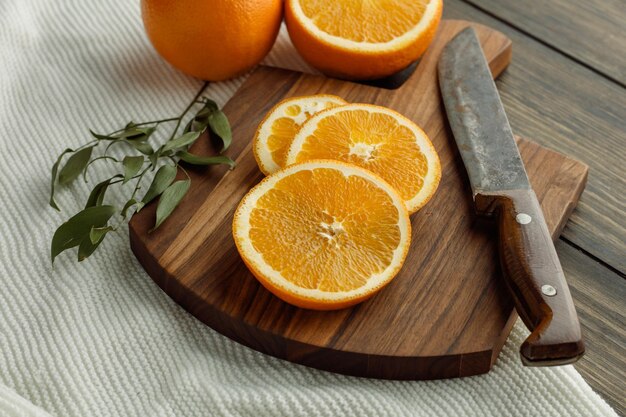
0, 1, 617, 416
0, 385, 50, 417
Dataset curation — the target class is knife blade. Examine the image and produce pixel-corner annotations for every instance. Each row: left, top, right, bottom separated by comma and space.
438, 27, 584, 366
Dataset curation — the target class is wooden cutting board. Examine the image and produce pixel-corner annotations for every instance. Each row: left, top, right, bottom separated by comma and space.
129, 20, 588, 380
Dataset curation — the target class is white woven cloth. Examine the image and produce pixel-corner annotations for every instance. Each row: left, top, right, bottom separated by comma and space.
0, 1, 617, 416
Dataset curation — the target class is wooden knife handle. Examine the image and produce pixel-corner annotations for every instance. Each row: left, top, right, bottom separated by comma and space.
477, 189, 584, 366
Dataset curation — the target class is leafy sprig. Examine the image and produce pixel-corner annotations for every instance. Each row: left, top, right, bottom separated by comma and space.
49, 82, 235, 263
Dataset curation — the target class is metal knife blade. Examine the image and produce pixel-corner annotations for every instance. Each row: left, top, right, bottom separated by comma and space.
438, 27, 529, 197
437, 27, 584, 366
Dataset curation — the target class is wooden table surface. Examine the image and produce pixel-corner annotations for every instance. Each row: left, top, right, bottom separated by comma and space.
442, 1, 625, 414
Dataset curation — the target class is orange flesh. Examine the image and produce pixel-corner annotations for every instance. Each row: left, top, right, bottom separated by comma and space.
300, 0, 428, 43
266, 101, 344, 169
248, 168, 402, 292
293, 109, 428, 203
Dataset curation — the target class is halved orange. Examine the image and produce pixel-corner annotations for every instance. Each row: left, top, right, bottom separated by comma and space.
232, 160, 411, 310
286, 104, 441, 213
253, 95, 348, 175
285, 0, 443, 79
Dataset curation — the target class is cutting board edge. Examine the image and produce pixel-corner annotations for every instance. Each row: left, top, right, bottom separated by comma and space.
131, 222, 532, 381
130, 227, 504, 380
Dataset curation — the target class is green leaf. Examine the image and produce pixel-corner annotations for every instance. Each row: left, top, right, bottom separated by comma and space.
162, 131, 201, 153
85, 175, 123, 208
58, 146, 94, 185
141, 164, 177, 206
129, 140, 153, 155
121, 198, 141, 218
90, 130, 115, 141
89, 225, 114, 245
178, 151, 235, 168
90, 126, 155, 141
194, 108, 212, 121
201, 98, 219, 112
105, 138, 153, 155
148, 152, 158, 167
208, 110, 232, 152
151, 179, 190, 231
189, 99, 221, 136
78, 226, 111, 262
50, 148, 74, 210
77, 237, 102, 261
122, 156, 144, 183
192, 118, 210, 134
124, 126, 156, 140
51, 205, 116, 263
182, 118, 194, 134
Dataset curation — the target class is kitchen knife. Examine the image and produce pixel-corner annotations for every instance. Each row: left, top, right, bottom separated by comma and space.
437, 27, 584, 366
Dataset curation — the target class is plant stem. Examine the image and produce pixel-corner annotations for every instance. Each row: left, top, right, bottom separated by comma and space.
106, 117, 179, 136
103, 140, 120, 156
83, 155, 119, 182
76, 140, 98, 151
130, 165, 152, 200
109, 170, 144, 186
168, 82, 210, 141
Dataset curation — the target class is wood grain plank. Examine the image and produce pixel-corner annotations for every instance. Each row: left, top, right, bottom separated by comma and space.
462, 0, 626, 85
444, 0, 626, 273
560, 241, 626, 416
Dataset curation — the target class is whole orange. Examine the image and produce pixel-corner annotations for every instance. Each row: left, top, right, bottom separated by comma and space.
141, 0, 283, 81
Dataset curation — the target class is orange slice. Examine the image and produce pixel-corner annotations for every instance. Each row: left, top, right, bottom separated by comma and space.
286, 104, 441, 213
285, 0, 443, 79
253, 95, 348, 175
233, 160, 411, 310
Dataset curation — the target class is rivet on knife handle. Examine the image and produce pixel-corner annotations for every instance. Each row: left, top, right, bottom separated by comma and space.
477, 190, 585, 366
